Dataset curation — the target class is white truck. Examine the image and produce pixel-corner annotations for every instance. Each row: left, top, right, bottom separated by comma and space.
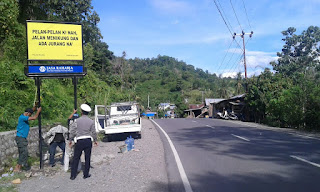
94, 102, 141, 140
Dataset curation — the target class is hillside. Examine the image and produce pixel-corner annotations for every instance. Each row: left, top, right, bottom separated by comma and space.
127, 55, 241, 113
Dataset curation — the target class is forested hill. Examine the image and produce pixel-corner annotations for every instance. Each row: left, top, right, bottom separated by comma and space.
105, 53, 244, 116
126, 55, 242, 116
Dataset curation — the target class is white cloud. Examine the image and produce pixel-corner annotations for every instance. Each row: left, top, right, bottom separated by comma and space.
226, 49, 278, 68
221, 72, 238, 78
246, 51, 278, 68
220, 49, 278, 77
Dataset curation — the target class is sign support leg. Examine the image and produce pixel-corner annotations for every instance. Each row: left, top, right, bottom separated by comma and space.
36, 77, 43, 169
73, 77, 77, 110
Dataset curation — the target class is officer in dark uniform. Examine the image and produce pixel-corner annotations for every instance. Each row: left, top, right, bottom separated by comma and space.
69, 104, 98, 180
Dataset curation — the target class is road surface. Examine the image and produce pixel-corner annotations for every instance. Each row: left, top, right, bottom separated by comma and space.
153, 118, 320, 192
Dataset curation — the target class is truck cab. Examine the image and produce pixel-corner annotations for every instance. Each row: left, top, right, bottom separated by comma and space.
95, 102, 141, 139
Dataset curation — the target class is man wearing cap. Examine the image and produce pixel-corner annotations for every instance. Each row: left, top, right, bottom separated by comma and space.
69, 104, 98, 180
14, 106, 42, 172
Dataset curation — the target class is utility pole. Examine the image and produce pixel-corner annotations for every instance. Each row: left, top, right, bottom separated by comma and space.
148, 94, 150, 109
233, 31, 253, 80
202, 91, 204, 104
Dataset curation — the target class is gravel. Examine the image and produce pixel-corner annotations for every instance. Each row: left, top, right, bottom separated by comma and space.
17, 119, 169, 192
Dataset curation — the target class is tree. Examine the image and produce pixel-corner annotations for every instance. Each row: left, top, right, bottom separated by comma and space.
235, 72, 244, 95
271, 26, 320, 78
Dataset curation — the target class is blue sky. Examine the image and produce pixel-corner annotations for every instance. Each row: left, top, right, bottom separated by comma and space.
92, 0, 320, 77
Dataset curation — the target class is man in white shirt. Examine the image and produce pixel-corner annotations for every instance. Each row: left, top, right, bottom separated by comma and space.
45, 124, 68, 167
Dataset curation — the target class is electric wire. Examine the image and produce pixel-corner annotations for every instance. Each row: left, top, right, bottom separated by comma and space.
227, 54, 243, 77
213, 0, 243, 51
241, 0, 252, 30
244, 38, 258, 76
226, 52, 243, 76
218, 38, 241, 75
227, 37, 251, 76
216, 39, 234, 74
216, 0, 235, 34
213, 0, 233, 36
230, 0, 243, 31
228, 37, 250, 75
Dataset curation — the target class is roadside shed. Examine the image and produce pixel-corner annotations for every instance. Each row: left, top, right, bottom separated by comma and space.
210, 94, 246, 119
205, 98, 225, 117
184, 104, 205, 118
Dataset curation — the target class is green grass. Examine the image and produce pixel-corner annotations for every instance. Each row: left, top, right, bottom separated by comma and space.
0, 185, 17, 192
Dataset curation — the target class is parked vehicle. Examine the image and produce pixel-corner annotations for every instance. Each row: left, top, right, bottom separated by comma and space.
95, 102, 141, 140
216, 111, 238, 120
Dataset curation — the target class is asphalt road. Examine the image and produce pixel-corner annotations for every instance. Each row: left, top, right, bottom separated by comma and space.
153, 118, 320, 192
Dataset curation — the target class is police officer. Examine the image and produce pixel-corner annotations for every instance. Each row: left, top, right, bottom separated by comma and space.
69, 104, 97, 180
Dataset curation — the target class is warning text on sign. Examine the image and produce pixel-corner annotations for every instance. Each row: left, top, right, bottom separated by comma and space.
27, 21, 83, 61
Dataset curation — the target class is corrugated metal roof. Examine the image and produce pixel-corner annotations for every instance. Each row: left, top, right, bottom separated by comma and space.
230, 94, 246, 99
205, 98, 225, 105
189, 104, 205, 109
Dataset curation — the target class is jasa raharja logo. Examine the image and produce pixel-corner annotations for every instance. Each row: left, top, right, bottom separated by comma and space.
39, 66, 46, 72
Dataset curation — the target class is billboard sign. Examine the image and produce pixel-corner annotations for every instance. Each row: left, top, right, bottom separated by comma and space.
27, 21, 83, 61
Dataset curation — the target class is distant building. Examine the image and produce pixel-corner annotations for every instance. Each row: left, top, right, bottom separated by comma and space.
158, 103, 170, 110
158, 103, 176, 118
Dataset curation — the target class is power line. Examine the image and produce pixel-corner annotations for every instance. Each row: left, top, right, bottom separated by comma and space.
213, 0, 243, 51
233, 31, 253, 80
216, 39, 234, 73
230, 0, 243, 31
244, 38, 259, 76
226, 52, 243, 76
227, 37, 251, 76
213, 0, 233, 36
218, 39, 241, 75
216, 0, 235, 33
241, 0, 252, 30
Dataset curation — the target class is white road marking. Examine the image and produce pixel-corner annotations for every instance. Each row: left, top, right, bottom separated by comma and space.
289, 133, 319, 140
290, 155, 320, 168
231, 134, 250, 142
151, 120, 193, 192
206, 125, 215, 128
192, 120, 197, 123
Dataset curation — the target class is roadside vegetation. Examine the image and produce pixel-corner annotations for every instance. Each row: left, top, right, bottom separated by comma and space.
0, 0, 319, 131
246, 26, 320, 130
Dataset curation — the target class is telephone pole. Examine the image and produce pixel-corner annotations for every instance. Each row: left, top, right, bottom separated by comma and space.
233, 31, 253, 80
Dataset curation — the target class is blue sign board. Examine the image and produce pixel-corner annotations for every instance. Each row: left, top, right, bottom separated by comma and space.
28, 65, 83, 74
